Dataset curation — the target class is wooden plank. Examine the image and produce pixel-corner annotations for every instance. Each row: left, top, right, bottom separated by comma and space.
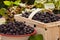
1, 36, 29, 40
33, 26, 59, 40
59, 27, 60, 39
44, 27, 59, 40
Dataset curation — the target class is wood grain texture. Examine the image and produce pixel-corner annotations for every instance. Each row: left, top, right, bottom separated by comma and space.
0, 36, 29, 40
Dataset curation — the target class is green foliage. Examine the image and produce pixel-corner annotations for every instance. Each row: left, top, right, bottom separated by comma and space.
0, 8, 6, 16
28, 34, 43, 40
4, 1, 13, 6
54, 0, 59, 10
3, 0, 21, 6
14, 0, 21, 5
34, 2, 44, 8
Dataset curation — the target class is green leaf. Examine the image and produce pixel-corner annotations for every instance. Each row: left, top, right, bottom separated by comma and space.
14, 0, 21, 5
16, 0, 21, 2
29, 34, 43, 40
3, 1, 12, 6
0, 8, 6, 16
14, 1, 20, 5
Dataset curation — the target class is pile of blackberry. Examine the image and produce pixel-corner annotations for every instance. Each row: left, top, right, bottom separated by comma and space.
0, 21, 34, 35
22, 12, 31, 18
32, 12, 60, 23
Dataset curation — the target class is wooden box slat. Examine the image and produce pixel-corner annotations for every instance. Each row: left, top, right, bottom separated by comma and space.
0, 35, 29, 40
1, 36, 29, 40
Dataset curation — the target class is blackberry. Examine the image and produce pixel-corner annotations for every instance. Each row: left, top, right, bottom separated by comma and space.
0, 21, 34, 35
32, 12, 60, 23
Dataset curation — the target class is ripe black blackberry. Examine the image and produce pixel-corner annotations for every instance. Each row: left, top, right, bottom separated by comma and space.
0, 21, 35, 35
32, 12, 60, 23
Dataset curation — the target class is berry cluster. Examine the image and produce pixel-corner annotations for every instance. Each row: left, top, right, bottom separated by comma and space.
32, 12, 60, 23
0, 21, 34, 35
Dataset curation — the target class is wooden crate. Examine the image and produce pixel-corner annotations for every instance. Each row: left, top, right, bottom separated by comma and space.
14, 15, 60, 40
